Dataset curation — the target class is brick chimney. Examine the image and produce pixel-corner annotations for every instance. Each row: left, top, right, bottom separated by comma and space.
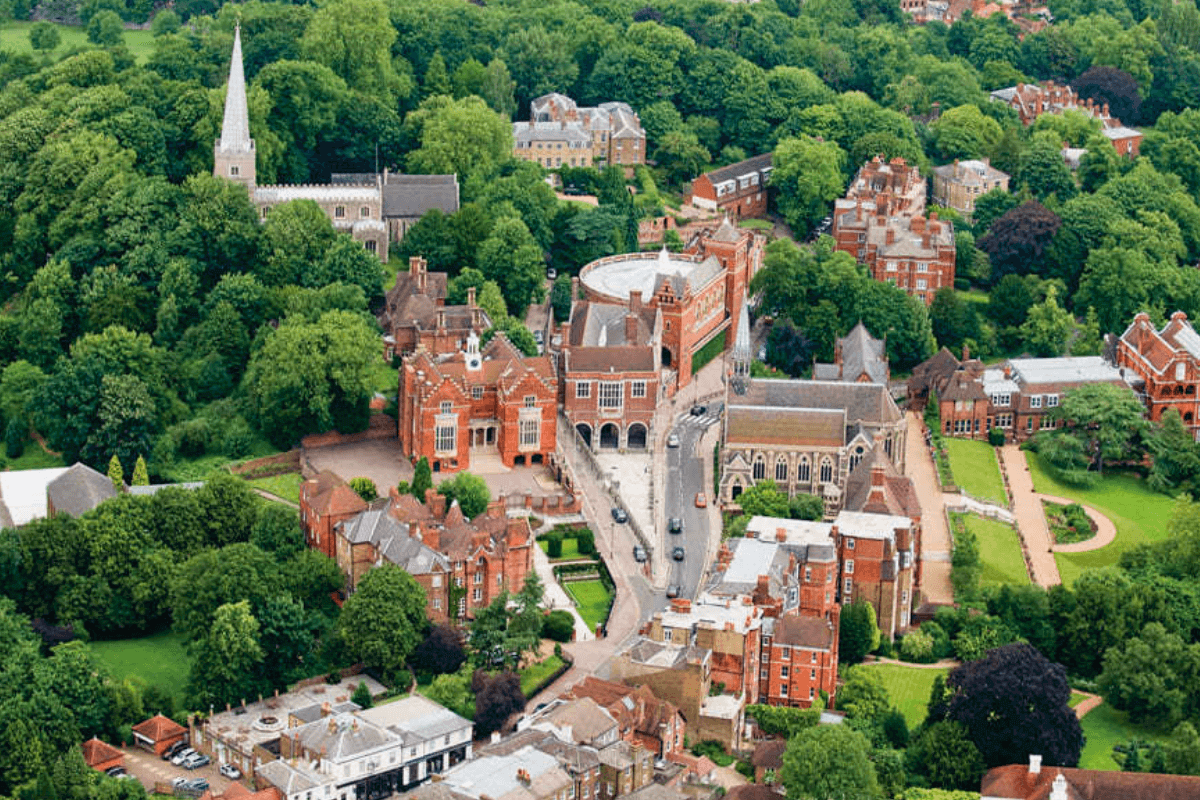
410, 256, 427, 294
467, 286, 476, 308
671, 598, 691, 613
425, 487, 447, 519
1003, 364, 1012, 379
886, 228, 895, 245
776, 528, 787, 543
867, 463, 888, 507
630, 289, 642, 315
626, 313, 638, 344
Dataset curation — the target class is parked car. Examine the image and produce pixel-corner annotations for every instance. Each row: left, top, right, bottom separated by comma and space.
666, 433, 680, 448
219, 764, 242, 780
690, 404, 706, 416
184, 778, 210, 792
171, 748, 196, 766
633, 545, 648, 563
666, 584, 681, 599
163, 741, 189, 761
183, 753, 211, 770
695, 492, 707, 508
105, 767, 127, 778
171, 777, 189, 788
546, 267, 558, 280
611, 506, 628, 523
668, 517, 682, 534
671, 546, 685, 561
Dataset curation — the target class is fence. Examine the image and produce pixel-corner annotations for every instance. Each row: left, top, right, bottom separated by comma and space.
299, 414, 395, 449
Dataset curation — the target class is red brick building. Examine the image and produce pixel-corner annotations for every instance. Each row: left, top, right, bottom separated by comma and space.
398, 332, 557, 473
379, 256, 490, 361
982, 757, 1200, 800
842, 156, 926, 216
335, 490, 532, 622
1115, 311, 1200, 436
758, 615, 838, 709
299, 471, 369, 560
990, 82, 1143, 155
576, 220, 762, 393
687, 153, 773, 219
132, 714, 188, 757
566, 676, 687, 758
82, 738, 125, 773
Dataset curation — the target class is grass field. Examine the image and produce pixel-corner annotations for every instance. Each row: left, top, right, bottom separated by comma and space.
959, 514, 1029, 586
248, 472, 304, 505
1078, 702, 1172, 770
563, 579, 612, 629
1069, 691, 1088, 708
942, 438, 1007, 504
738, 219, 773, 230
1, 441, 66, 471
0, 21, 156, 62
520, 654, 565, 697
859, 663, 949, 729
90, 630, 191, 704
538, 538, 583, 560
1026, 452, 1178, 585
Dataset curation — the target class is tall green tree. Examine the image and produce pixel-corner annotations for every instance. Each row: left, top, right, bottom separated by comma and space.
477, 217, 545, 317
771, 136, 846, 232
299, 0, 407, 104
839, 600, 881, 664
1054, 383, 1147, 475
781, 725, 881, 800
186, 600, 265, 709
337, 565, 427, 680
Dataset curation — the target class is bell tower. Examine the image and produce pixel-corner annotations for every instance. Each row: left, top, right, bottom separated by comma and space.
213, 23, 256, 191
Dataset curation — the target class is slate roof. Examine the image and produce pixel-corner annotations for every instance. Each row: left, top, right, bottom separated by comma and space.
726, 786, 783, 800
537, 697, 618, 745
292, 713, 394, 761
736, 379, 900, 423
381, 174, 460, 218
46, 463, 117, 517
981, 764, 1200, 800
256, 759, 323, 794
698, 153, 773, 188
726, 379, 900, 447
814, 322, 888, 384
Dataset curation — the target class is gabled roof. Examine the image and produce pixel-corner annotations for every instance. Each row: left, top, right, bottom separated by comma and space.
981, 764, 1200, 800
699, 153, 773, 187
132, 714, 187, 741
750, 740, 785, 769
304, 473, 368, 518
843, 444, 920, 518
81, 737, 123, 768
380, 174, 460, 218
46, 463, 116, 517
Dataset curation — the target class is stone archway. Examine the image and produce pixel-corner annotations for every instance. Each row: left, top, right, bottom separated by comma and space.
627, 423, 648, 449
661, 347, 673, 368
576, 423, 592, 448
599, 423, 620, 449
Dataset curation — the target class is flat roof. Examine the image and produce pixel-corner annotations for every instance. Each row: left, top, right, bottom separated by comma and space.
0, 467, 68, 526
745, 516, 835, 546
700, 694, 742, 720
580, 249, 719, 301
660, 601, 761, 634
1009, 356, 1124, 386
834, 510, 913, 538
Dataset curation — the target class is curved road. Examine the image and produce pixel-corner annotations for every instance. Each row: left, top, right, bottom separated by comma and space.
664, 404, 724, 600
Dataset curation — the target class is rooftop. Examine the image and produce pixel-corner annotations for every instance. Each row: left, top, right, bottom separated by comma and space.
0, 466, 69, 526
46, 463, 117, 517
833, 510, 913, 538
580, 248, 722, 302
1009, 356, 1125, 386
436, 745, 568, 800
358, 694, 473, 745
700, 693, 742, 720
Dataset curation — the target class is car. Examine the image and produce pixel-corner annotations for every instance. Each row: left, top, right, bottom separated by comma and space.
171, 748, 196, 766
183, 753, 211, 770
184, 778, 210, 792
666, 433, 680, 448
668, 517, 682, 534
690, 404, 707, 416
219, 764, 242, 780
105, 767, 127, 778
172, 777, 189, 788
666, 584, 681, 599
633, 545, 648, 563
611, 506, 628, 523
695, 492, 707, 508
671, 546, 685, 561
163, 741, 189, 761
546, 267, 558, 280
533, 329, 545, 344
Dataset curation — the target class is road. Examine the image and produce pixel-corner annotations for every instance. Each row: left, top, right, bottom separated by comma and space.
664, 404, 723, 600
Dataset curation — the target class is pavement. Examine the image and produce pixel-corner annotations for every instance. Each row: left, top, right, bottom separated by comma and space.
997, 444, 1061, 587
119, 745, 235, 795
903, 412, 955, 606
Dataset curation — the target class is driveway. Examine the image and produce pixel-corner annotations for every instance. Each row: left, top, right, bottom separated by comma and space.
120, 746, 234, 795
904, 413, 954, 605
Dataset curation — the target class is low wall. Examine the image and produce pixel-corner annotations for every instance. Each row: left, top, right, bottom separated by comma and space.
230, 449, 301, 477
300, 414, 395, 449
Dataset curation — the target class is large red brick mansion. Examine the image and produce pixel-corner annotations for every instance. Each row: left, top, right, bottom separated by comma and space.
1115, 311, 1200, 436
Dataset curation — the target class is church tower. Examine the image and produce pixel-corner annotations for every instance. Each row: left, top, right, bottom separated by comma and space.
213, 23, 256, 190
730, 290, 751, 396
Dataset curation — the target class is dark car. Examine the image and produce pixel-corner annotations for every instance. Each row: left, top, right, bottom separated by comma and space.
668, 517, 682, 534
184, 778, 210, 792
163, 741, 190, 761
671, 546, 685, 561
633, 545, 648, 562
666, 584, 681, 599
611, 507, 628, 523
690, 405, 707, 416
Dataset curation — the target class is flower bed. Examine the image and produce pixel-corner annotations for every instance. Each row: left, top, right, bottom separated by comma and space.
1043, 500, 1096, 545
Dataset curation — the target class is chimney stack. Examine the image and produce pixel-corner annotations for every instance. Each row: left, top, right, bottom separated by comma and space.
630, 289, 642, 315
1029, 755, 1042, 775
467, 286, 476, 308
625, 313, 638, 344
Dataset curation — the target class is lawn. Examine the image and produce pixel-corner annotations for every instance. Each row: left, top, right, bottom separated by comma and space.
738, 219, 773, 230
958, 513, 1029, 586
90, 630, 192, 704
520, 654, 565, 697
368, 359, 398, 396
563, 579, 612, 630
0, 21, 156, 62
248, 472, 304, 505
1, 441, 65, 471
1069, 691, 1088, 708
1078, 702, 1172, 770
942, 438, 1007, 504
538, 538, 582, 560
1026, 452, 1178, 586
859, 663, 948, 729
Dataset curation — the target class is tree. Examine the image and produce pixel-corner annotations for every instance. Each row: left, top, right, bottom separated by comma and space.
839, 666, 891, 721
747, 704, 820, 737
249, 504, 304, 561
130, 456, 148, 486
424, 669, 473, 719
1055, 383, 1147, 475
0, 361, 46, 434
781, 725, 880, 800
1073, 65, 1141, 125
149, 9, 179, 36
337, 565, 427, 681
349, 477, 377, 502
1148, 408, 1200, 494
789, 493, 824, 521
477, 217, 545, 318
29, 21, 60, 52
106, 456, 123, 491
771, 136, 846, 232
977, 201, 1062, 283
1164, 721, 1200, 776
930, 288, 981, 354
300, 0, 406, 104
411, 457, 433, 501
473, 671, 525, 736
196, 472, 259, 549
541, 610, 575, 643
186, 600, 265, 709
170, 544, 280, 642
438, 472, 490, 519
1019, 285, 1073, 357
86, 10, 123, 46
479, 58, 517, 119
931, 643, 1083, 768
351, 681, 374, 710
405, 96, 513, 184
409, 625, 467, 676
931, 105, 1002, 161
839, 600, 881, 664
1097, 622, 1200, 726
1017, 135, 1077, 202
905, 722, 986, 790
550, 275, 572, 324
737, 480, 790, 518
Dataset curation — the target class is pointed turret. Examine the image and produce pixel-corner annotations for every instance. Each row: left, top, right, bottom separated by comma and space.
213, 23, 256, 189
730, 290, 751, 395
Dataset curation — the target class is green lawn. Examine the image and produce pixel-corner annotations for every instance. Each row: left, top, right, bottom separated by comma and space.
248, 472, 304, 505
942, 438, 1007, 504
738, 219, 773, 230
859, 663, 949, 729
1078, 702, 1172, 770
368, 360, 398, 396
563, 579, 612, 630
520, 654, 565, 697
0, 21, 156, 62
1026, 452, 1178, 586
539, 538, 583, 560
1069, 691, 1088, 708
960, 514, 1029, 586
90, 630, 192, 704
1, 441, 66, 471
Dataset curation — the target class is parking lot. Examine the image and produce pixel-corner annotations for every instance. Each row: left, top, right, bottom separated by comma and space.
120, 745, 235, 795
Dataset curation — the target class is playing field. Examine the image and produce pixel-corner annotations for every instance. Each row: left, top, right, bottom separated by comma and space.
0, 21, 156, 62
90, 629, 191, 703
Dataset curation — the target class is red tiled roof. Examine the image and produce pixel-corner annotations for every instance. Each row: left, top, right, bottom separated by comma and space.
81, 737, 123, 768
131, 714, 186, 741
773, 615, 834, 649
981, 764, 1200, 800
750, 740, 785, 769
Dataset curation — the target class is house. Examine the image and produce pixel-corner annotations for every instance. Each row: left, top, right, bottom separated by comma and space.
932, 159, 1011, 219
398, 332, 557, 473
990, 82, 1142, 155
474, 729, 601, 800
595, 742, 654, 800
299, 471, 369, 560
335, 489, 533, 621
758, 615, 838, 708
574, 219, 762, 395
215, 27, 457, 263
564, 676, 686, 758
981, 755, 1200, 799
46, 462, 116, 518
131, 714, 188, 756
524, 698, 621, 750
379, 256, 491, 362
0, 466, 68, 528
515, 93, 646, 173
1114, 311, 1200, 436
687, 154, 773, 219
841, 156, 926, 217
812, 322, 890, 385
749, 741, 784, 784
403, 743, 576, 800
81, 738, 125, 772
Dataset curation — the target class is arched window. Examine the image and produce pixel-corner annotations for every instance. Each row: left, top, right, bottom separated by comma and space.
797, 457, 811, 483
849, 446, 865, 472
753, 457, 766, 481
819, 458, 834, 484
775, 458, 788, 482
1187, 412, 1195, 423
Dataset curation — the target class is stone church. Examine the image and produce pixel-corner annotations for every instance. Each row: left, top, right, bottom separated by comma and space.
214, 25, 459, 262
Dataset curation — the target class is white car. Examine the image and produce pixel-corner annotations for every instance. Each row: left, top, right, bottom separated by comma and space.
666, 433, 680, 448
219, 764, 242, 780
171, 748, 196, 766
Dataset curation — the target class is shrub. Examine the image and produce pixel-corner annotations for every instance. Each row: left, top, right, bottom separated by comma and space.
542, 610, 575, 642
900, 628, 936, 663
349, 477, 378, 502
576, 529, 595, 556
351, 681, 374, 709
5, 419, 26, 459
988, 427, 1006, 446
544, 530, 563, 558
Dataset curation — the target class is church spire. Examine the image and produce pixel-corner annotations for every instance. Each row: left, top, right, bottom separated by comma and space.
213, 23, 256, 188
730, 290, 751, 395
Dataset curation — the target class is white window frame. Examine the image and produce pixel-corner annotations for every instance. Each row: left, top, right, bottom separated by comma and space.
576, 381, 591, 399
631, 380, 646, 399
520, 418, 540, 448
1029, 395, 1043, 409
599, 382, 623, 409
436, 424, 456, 453
1046, 394, 1059, 407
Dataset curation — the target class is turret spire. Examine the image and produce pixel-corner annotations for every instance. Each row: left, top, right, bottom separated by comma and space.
218, 23, 252, 154
731, 290, 751, 395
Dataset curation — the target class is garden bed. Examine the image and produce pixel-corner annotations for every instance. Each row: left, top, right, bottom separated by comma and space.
1043, 500, 1096, 545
